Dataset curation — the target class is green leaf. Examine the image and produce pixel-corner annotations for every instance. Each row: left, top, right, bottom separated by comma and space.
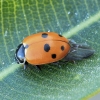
0, 0, 100, 100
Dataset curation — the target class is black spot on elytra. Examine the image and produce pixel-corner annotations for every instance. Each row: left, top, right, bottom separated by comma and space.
61, 46, 64, 51
42, 33, 48, 38
44, 44, 50, 52
58, 34, 63, 37
51, 54, 56, 59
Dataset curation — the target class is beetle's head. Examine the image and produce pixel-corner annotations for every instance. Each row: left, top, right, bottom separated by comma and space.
15, 44, 25, 64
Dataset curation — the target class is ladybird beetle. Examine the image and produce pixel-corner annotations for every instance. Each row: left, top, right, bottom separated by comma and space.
15, 32, 94, 69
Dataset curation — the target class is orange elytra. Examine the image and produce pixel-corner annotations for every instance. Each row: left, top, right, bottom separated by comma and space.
15, 32, 70, 69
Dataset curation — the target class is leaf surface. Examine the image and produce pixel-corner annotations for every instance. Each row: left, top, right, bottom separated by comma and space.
0, 0, 100, 100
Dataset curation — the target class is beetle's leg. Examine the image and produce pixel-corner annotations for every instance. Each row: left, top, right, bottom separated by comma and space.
24, 61, 28, 70
35, 65, 41, 71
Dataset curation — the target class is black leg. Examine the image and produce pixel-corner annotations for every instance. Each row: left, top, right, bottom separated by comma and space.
36, 65, 41, 71
24, 62, 28, 70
